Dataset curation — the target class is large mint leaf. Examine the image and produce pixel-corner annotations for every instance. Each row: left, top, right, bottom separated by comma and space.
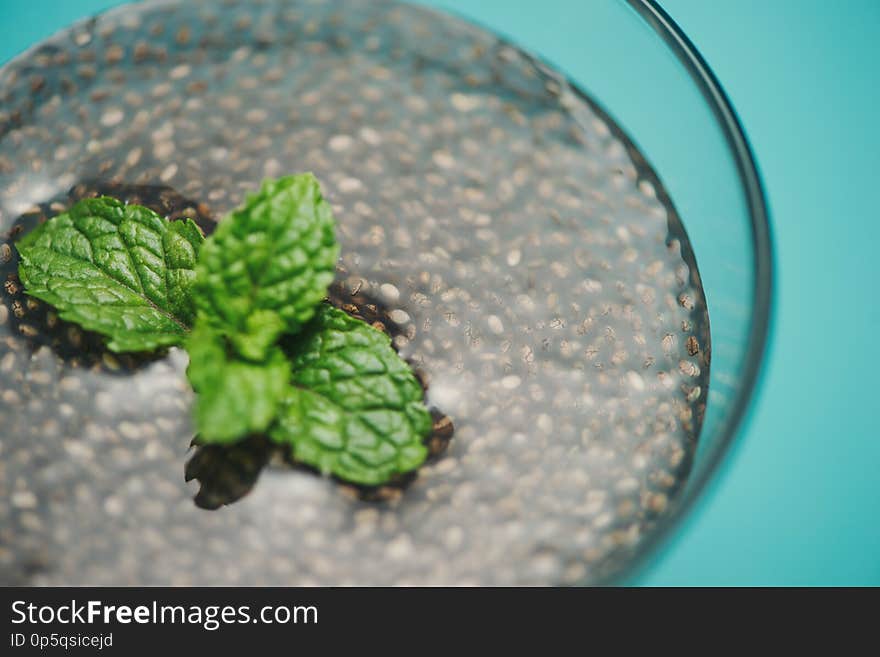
186, 322, 291, 443
270, 305, 432, 486
16, 197, 203, 352
194, 174, 339, 361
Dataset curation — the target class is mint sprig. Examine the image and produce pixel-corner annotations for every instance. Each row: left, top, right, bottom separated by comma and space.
15, 174, 434, 488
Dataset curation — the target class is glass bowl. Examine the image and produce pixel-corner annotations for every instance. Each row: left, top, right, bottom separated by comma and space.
0, 0, 771, 585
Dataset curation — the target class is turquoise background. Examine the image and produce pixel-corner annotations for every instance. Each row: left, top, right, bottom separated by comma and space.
1, 0, 877, 585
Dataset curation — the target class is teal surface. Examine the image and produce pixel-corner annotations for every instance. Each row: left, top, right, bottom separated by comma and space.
1, 0, 877, 585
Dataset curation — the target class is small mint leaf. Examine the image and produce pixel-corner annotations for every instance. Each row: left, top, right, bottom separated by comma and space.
228, 309, 286, 363
186, 322, 290, 443
194, 173, 339, 359
270, 305, 432, 486
16, 197, 203, 352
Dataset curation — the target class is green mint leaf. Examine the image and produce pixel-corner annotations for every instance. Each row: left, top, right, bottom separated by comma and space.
16, 197, 203, 352
194, 174, 339, 360
228, 309, 287, 363
186, 322, 290, 443
270, 305, 432, 486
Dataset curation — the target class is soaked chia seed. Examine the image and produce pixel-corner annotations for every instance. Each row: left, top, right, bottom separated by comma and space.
0, 0, 711, 585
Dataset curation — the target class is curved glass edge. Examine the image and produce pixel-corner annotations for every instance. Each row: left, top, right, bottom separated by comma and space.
612, 0, 775, 585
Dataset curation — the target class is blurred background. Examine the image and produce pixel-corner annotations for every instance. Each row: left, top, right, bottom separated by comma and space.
1, 0, 877, 585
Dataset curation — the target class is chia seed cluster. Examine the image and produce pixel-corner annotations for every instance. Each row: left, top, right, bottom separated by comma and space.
0, 0, 710, 585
